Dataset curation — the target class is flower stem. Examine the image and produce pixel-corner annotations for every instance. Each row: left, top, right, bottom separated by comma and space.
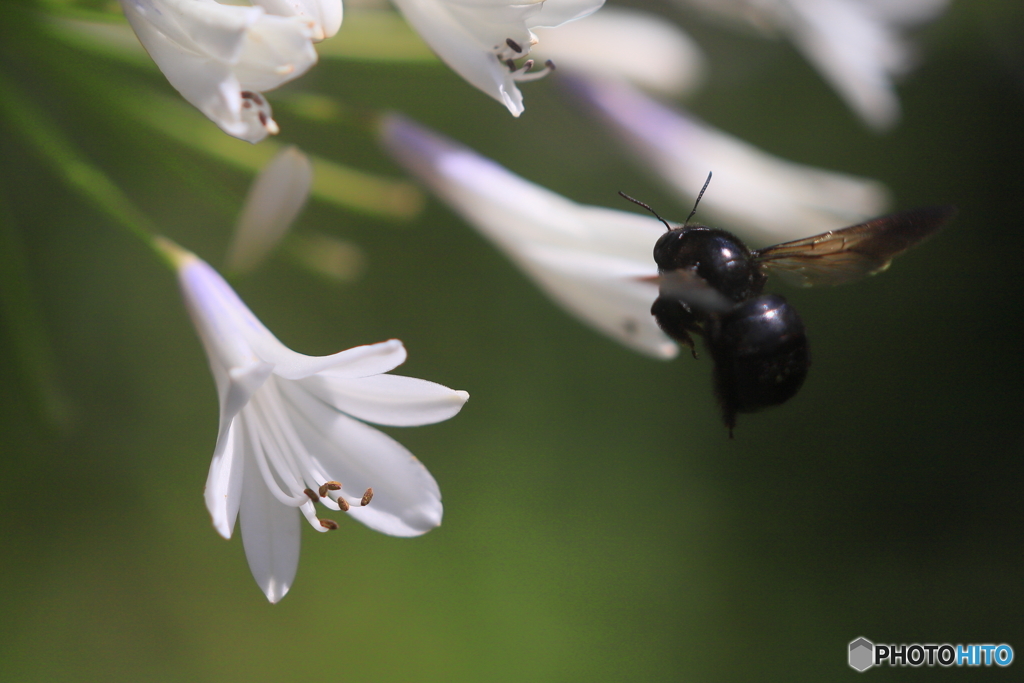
0, 190, 75, 431
0, 69, 177, 270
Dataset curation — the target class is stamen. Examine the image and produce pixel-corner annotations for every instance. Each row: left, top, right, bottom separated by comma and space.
361, 488, 374, 507
505, 58, 517, 71
244, 411, 309, 507
319, 518, 339, 530
505, 38, 523, 53
304, 488, 319, 503
338, 498, 350, 512
511, 59, 555, 83
319, 481, 342, 498
241, 91, 263, 105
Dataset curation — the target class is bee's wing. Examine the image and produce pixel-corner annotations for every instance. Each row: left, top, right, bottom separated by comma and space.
656, 268, 736, 314
753, 206, 955, 287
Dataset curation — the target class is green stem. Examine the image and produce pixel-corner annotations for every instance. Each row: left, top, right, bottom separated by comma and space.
0, 190, 75, 431
0, 69, 176, 270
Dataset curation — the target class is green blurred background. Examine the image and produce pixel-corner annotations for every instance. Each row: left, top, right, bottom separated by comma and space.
2, 1, 1023, 680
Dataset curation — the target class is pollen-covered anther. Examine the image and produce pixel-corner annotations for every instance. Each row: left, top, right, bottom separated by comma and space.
256, 111, 280, 135
318, 481, 342, 498
361, 488, 374, 507
304, 488, 319, 503
510, 58, 555, 83
338, 497, 350, 512
319, 518, 339, 530
241, 90, 280, 135
505, 37, 523, 53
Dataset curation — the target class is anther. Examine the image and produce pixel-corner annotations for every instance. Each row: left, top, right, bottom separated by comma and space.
545, 59, 556, 71
361, 488, 374, 506
241, 91, 264, 105
319, 518, 339, 530
505, 38, 523, 53
522, 59, 535, 71
318, 481, 342, 498
505, 58, 517, 71
338, 498, 350, 512
304, 488, 319, 503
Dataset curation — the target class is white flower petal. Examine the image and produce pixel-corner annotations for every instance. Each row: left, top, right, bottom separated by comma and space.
783, 0, 904, 130
126, 0, 263, 64
675, 0, 950, 130
298, 374, 470, 426
390, 0, 603, 116
390, 0, 536, 116
233, 14, 319, 92
516, 242, 674, 358
380, 112, 677, 359
162, 237, 465, 600
120, 0, 319, 141
239, 446, 302, 603
254, 0, 343, 39
567, 75, 890, 243
226, 145, 314, 274
176, 251, 408, 381
534, 7, 706, 96
532, 0, 605, 27
205, 415, 246, 539
279, 381, 443, 537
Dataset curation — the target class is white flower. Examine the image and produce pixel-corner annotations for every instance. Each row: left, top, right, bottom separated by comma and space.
533, 6, 706, 97
119, 0, 339, 142
380, 112, 677, 359
675, 0, 950, 130
225, 145, 314, 273
567, 75, 889, 244
255, 0, 344, 40
389, 0, 605, 116
158, 238, 468, 602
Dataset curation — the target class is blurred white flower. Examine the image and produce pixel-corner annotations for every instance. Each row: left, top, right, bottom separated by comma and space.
255, 0, 344, 40
119, 0, 335, 142
159, 239, 468, 602
389, 0, 605, 116
533, 6, 706, 97
380, 112, 677, 359
225, 145, 314, 273
676, 0, 950, 130
567, 75, 889, 244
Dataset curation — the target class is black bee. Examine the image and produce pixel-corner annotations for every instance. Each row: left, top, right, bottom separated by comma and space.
623, 175, 955, 436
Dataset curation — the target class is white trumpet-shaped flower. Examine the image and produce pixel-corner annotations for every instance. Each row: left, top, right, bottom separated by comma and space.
159, 239, 468, 602
120, 0, 340, 142
675, 0, 950, 130
567, 75, 889, 244
255, 0, 344, 40
389, 0, 605, 116
533, 6, 706, 97
380, 112, 676, 359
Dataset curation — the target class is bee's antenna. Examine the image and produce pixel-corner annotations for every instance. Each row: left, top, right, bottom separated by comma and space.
618, 191, 672, 231
684, 171, 713, 227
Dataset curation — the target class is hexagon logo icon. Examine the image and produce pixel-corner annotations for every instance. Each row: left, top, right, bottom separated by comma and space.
849, 637, 874, 671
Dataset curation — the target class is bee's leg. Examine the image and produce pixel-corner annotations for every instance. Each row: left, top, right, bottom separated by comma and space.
651, 296, 703, 358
